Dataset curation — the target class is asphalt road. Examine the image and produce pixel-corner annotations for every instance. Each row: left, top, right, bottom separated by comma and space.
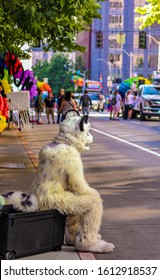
84, 113, 160, 260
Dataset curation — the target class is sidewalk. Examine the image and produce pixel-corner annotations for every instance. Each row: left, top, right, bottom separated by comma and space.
0, 120, 95, 260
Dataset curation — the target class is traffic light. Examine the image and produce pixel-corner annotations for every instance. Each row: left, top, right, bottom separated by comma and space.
96, 31, 103, 48
139, 31, 146, 49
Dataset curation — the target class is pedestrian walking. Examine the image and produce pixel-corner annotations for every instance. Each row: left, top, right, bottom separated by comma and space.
131, 80, 137, 94
71, 93, 78, 110
112, 89, 122, 120
57, 88, 65, 123
58, 91, 77, 121
35, 90, 44, 124
108, 90, 114, 119
44, 91, 55, 124
125, 90, 135, 119
79, 90, 92, 115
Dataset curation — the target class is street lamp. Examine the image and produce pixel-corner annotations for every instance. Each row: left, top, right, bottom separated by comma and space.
97, 59, 113, 92
146, 34, 160, 71
97, 58, 112, 77
120, 48, 133, 78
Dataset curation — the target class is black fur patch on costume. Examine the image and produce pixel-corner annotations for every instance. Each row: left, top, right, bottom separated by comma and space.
3, 191, 14, 198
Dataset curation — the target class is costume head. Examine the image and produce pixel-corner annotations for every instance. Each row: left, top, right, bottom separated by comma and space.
54, 110, 93, 152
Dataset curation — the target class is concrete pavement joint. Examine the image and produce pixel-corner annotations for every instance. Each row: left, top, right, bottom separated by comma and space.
14, 126, 38, 170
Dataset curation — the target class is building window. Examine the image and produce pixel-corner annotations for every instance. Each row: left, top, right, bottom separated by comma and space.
43, 53, 48, 61
35, 58, 39, 65
110, 2, 123, 9
109, 39, 121, 49
109, 15, 122, 24
108, 54, 121, 62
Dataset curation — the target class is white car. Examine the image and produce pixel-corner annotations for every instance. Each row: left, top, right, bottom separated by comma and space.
133, 84, 160, 120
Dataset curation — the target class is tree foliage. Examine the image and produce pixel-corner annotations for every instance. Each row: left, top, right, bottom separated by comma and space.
135, 0, 160, 29
32, 53, 76, 95
0, 0, 104, 58
75, 56, 86, 73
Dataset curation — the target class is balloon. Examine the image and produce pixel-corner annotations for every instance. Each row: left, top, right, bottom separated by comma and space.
14, 69, 23, 79
0, 79, 12, 94
0, 115, 7, 133
5, 51, 23, 76
76, 78, 84, 87
0, 93, 8, 132
30, 84, 38, 98
3, 69, 9, 80
40, 83, 52, 92
37, 81, 44, 89
2, 96, 9, 118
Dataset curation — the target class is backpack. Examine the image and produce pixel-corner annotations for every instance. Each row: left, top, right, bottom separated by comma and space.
111, 96, 116, 105
82, 95, 90, 107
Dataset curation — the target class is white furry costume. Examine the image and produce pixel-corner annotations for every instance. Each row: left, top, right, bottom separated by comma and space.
31, 110, 115, 253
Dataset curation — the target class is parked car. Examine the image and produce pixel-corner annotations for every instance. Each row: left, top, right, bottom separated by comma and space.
133, 84, 160, 120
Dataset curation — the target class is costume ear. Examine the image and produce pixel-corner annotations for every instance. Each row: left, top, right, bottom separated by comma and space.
79, 115, 88, 132
63, 110, 80, 119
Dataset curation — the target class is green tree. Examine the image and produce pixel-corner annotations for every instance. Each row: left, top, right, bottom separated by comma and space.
32, 60, 50, 82
32, 53, 75, 96
75, 55, 91, 80
75, 56, 86, 73
135, 0, 160, 29
0, 0, 104, 58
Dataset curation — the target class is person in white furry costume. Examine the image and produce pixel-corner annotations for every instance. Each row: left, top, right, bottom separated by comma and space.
31, 110, 115, 253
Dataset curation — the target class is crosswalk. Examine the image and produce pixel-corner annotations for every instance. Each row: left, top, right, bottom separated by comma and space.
29, 108, 110, 118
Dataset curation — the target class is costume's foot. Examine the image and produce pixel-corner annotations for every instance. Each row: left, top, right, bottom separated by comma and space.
65, 233, 74, 246
97, 233, 102, 239
75, 238, 115, 253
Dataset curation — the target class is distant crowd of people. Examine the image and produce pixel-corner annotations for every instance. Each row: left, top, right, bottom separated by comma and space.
34, 80, 139, 125
34, 88, 92, 125
108, 80, 138, 121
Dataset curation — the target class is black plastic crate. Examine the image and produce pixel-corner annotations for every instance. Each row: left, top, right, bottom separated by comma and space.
0, 206, 66, 259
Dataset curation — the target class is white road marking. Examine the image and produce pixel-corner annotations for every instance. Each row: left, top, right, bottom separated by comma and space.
91, 127, 160, 158
130, 120, 140, 124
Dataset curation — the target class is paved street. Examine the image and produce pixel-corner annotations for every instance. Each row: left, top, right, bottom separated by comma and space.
1, 111, 160, 260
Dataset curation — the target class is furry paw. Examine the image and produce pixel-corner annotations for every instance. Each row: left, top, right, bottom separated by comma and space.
65, 234, 74, 246
75, 238, 115, 253
97, 233, 102, 239
2, 191, 39, 212
103, 241, 115, 253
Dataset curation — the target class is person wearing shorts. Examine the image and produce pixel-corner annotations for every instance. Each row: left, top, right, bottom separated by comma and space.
44, 92, 55, 124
